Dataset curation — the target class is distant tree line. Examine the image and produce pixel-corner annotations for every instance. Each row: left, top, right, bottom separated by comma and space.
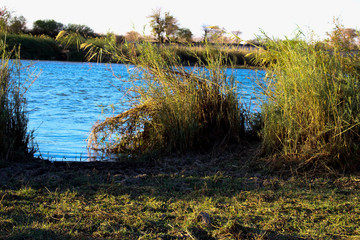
146, 8, 242, 44
147, 8, 193, 43
0, 6, 96, 38
0, 7, 26, 33
0, 6, 259, 45
31, 20, 97, 38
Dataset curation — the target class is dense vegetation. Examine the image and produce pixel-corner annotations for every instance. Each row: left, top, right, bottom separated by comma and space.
0, 37, 35, 164
85, 39, 256, 159
257, 27, 360, 172
1, 33, 63, 60
0, 32, 257, 65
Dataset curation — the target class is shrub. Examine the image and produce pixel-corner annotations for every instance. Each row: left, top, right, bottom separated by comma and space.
1, 33, 62, 60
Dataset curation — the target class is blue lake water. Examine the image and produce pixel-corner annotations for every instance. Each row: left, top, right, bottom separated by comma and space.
23, 60, 264, 161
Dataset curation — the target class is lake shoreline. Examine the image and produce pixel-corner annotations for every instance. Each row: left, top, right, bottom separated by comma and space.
19, 58, 264, 71
24, 60, 263, 161
3, 33, 260, 67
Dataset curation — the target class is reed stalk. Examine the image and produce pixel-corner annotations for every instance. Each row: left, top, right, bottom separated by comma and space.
0, 37, 35, 163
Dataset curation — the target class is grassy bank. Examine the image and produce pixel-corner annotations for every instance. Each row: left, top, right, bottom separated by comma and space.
1, 151, 360, 239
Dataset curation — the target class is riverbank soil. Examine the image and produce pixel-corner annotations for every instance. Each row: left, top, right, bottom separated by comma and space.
1, 142, 360, 239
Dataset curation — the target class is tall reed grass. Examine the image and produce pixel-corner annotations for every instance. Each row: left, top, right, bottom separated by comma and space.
84, 35, 253, 159
258, 31, 360, 170
0, 38, 35, 163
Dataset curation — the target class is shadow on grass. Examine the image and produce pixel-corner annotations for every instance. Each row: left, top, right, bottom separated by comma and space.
0, 153, 348, 239
2, 228, 71, 240
188, 225, 310, 240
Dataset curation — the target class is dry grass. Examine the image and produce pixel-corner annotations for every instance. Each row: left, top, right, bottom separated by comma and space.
257, 28, 360, 171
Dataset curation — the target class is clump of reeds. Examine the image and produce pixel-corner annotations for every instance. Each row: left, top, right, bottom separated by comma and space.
84, 35, 251, 159
0, 38, 36, 163
257, 30, 360, 171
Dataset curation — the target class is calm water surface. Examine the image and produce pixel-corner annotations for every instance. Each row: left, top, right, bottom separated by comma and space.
23, 60, 264, 161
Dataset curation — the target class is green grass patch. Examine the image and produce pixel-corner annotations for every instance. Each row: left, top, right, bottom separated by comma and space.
1, 158, 360, 239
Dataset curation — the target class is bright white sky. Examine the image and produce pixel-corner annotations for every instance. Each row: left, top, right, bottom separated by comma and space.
1, 0, 360, 40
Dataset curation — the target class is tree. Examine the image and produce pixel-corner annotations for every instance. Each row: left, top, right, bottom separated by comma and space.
176, 28, 193, 42
65, 23, 95, 38
326, 18, 360, 50
0, 7, 27, 34
9, 16, 27, 34
148, 9, 179, 43
202, 25, 210, 42
208, 26, 226, 43
148, 8, 166, 43
0, 7, 10, 31
202, 25, 226, 43
125, 31, 142, 42
327, 27, 359, 49
164, 12, 178, 41
32, 19, 64, 37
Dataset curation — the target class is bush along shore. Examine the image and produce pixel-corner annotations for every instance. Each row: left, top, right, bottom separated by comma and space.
0, 33, 64, 60
0, 32, 259, 67
1, 22, 360, 239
